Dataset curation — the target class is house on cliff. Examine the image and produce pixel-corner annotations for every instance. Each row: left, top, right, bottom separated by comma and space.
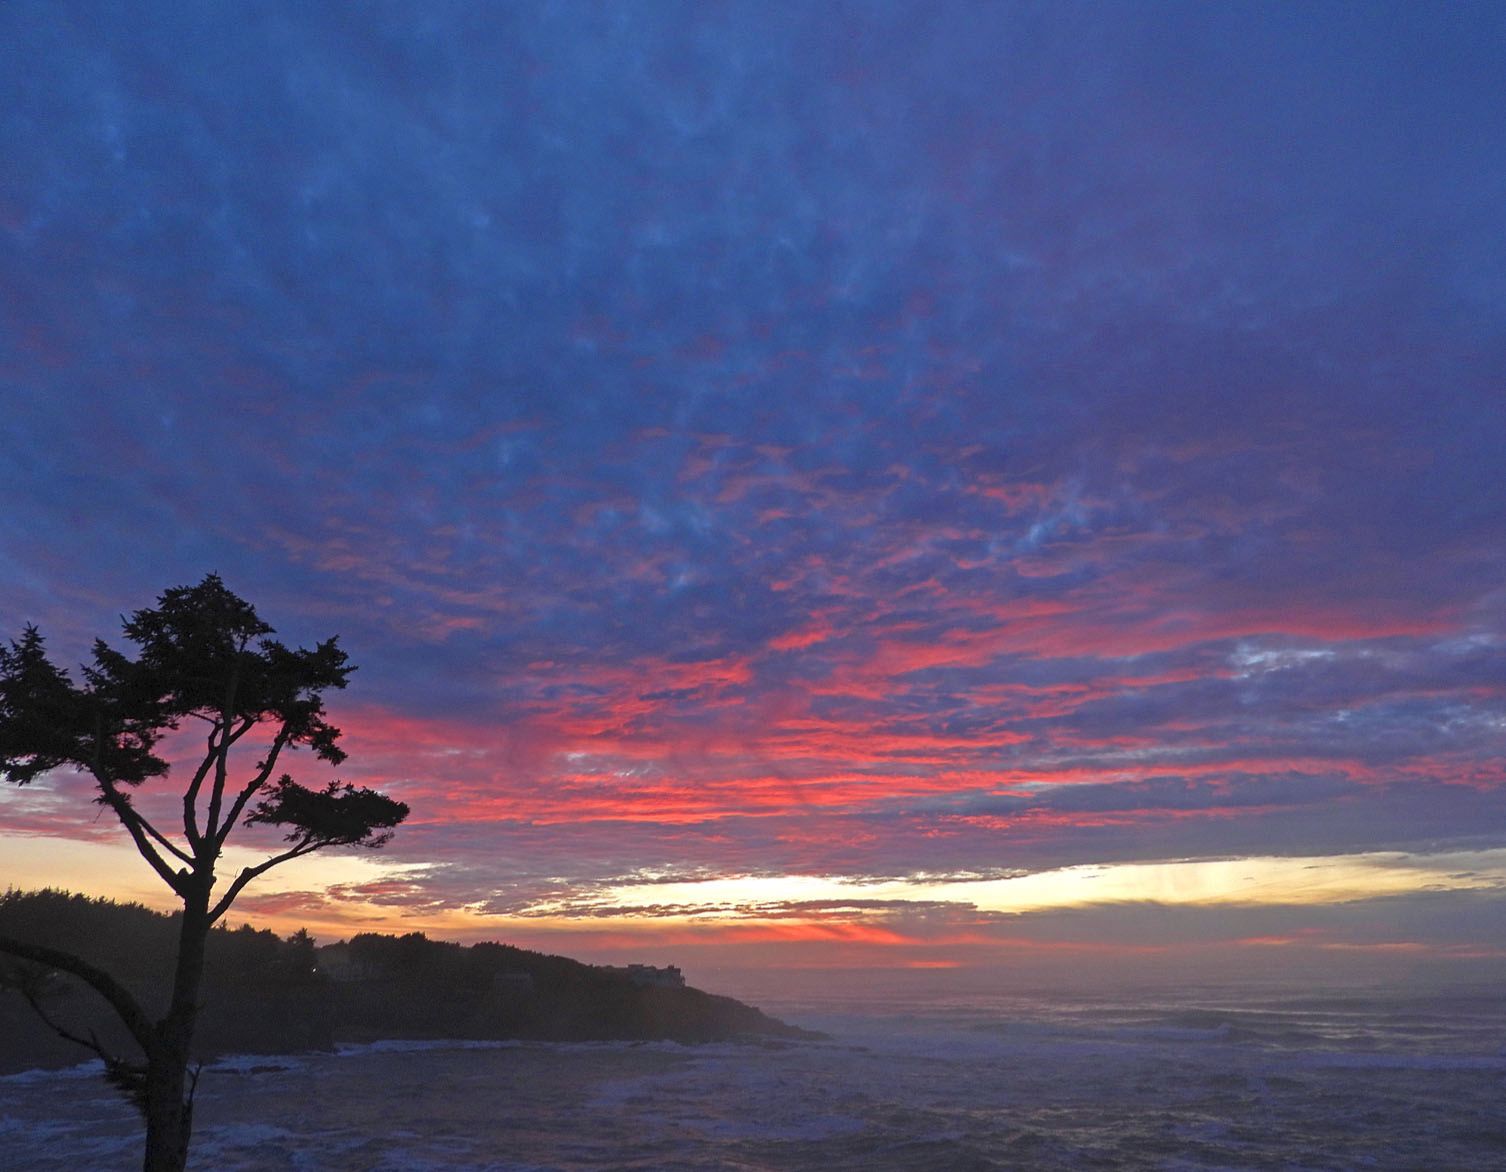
600, 963, 686, 988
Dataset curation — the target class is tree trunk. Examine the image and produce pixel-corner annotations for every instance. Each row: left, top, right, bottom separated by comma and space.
141, 891, 211, 1172
141, 1053, 192, 1172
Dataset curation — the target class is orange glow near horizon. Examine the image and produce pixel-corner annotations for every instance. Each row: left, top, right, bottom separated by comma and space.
9, 820, 1504, 978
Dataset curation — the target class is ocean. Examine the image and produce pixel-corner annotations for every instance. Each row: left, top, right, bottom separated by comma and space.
3, 981, 1504, 1170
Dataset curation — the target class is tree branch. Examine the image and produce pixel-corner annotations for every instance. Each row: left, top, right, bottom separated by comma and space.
135, 807, 195, 866
203, 663, 243, 841
95, 779, 189, 896
207, 836, 320, 923
17, 978, 118, 1061
206, 741, 231, 844
226, 715, 258, 745
181, 729, 222, 850
0, 936, 157, 1055
187, 718, 254, 848
213, 725, 290, 851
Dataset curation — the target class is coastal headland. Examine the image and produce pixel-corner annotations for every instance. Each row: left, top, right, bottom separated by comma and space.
0, 889, 818, 1077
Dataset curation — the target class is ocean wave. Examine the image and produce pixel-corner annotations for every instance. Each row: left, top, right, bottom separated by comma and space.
4, 993, 1505, 1170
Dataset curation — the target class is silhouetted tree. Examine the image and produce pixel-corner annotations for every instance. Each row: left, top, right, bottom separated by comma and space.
0, 576, 408, 1172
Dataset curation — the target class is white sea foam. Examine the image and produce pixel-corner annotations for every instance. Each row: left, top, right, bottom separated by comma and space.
0, 1059, 101, 1084
205, 1053, 310, 1075
333, 1038, 520, 1057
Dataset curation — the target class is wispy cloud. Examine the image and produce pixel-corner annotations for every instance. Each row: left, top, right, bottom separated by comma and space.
1, 2, 1503, 972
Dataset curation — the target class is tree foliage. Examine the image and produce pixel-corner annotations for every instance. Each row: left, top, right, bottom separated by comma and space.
0, 575, 409, 1172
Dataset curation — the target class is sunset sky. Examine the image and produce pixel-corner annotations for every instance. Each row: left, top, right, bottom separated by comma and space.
3, 3, 1505, 988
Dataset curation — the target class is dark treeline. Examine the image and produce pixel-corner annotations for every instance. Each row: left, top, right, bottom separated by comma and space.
0, 889, 327, 1073
0, 889, 813, 1075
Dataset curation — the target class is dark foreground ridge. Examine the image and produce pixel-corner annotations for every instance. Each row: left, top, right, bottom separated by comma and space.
0, 889, 820, 1076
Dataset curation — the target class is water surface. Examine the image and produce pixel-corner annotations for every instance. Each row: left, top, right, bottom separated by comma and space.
4, 984, 1504, 1169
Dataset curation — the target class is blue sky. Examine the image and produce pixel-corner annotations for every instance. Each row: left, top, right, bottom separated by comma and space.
2, 2, 1504, 980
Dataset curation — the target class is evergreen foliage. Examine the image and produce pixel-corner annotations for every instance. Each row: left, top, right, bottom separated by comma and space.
0, 888, 813, 1079
0, 577, 408, 1172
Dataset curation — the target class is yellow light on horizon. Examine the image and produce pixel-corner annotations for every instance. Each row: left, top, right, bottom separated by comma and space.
6, 824, 1505, 947
565, 849, 1506, 920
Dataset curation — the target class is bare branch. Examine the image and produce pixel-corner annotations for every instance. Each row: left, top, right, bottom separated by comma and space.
203, 663, 243, 841
17, 978, 118, 1061
181, 730, 222, 849
226, 715, 258, 745
205, 740, 231, 843
213, 725, 291, 851
95, 780, 190, 896
0, 935, 157, 1055
185, 715, 252, 848
207, 836, 320, 923
8, 971, 149, 1118
135, 807, 194, 866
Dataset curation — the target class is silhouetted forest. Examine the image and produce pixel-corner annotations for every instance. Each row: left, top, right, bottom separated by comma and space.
0, 889, 814, 1075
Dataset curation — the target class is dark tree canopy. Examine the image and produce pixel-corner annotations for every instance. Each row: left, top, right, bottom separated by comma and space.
0, 574, 407, 903
0, 574, 410, 1172
2, 575, 351, 785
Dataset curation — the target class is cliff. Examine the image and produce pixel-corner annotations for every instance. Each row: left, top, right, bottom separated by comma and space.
0, 889, 817, 1077
314, 931, 814, 1045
